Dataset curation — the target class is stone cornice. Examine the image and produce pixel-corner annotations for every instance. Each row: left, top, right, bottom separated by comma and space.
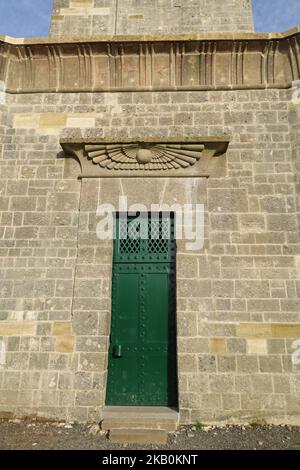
61, 137, 230, 178
0, 27, 299, 93
1, 26, 300, 44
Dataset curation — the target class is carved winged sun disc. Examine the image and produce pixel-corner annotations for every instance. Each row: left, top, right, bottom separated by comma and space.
84, 144, 205, 171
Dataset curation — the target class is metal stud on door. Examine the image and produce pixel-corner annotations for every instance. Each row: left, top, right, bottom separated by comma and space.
106, 213, 178, 406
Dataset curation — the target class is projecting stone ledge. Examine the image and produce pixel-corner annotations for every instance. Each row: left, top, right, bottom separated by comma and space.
0, 27, 299, 94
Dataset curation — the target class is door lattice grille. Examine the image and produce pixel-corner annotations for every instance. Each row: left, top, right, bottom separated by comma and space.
147, 218, 169, 254
116, 213, 175, 261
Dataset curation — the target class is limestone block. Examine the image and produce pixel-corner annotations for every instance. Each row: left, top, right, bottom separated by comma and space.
78, 352, 105, 371
217, 356, 237, 373
75, 390, 101, 406
209, 375, 234, 393
267, 214, 297, 232
259, 356, 283, 373
178, 280, 211, 298
47, 193, 79, 212
273, 376, 291, 394
222, 393, 241, 410
10, 197, 37, 211
237, 356, 259, 373
0, 322, 37, 336
53, 322, 73, 336
13, 114, 40, 129
247, 339, 267, 355
212, 280, 234, 298
29, 353, 49, 370
201, 393, 222, 410
55, 335, 75, 353
271, 324, 300, 338
210, 214, 239, 231
208, 189, 248, 213
39, 113, 67, 128
198, 355, 216, 372
177, 256, 198, 279
235, 282, 270, 299
237, 323, 272, 338
178, 354, 198, 373
73, 312, 99, 336
239, 214, 266, 232
209, 338, 226, 355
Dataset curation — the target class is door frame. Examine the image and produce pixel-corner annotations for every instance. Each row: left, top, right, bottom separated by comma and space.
105, 211, 179, 407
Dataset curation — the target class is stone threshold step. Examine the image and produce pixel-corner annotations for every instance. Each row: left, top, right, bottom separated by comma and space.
101, 406, 179, 432
109, 428, 168, 445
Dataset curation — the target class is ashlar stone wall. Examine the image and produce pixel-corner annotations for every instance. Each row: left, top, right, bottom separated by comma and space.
50, 0, 254, 37
0, 88, 300, 424
289, 89, 300, 261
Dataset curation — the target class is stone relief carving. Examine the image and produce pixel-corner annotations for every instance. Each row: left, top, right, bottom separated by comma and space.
84, 143, 206, 171
61, 138, 230, 178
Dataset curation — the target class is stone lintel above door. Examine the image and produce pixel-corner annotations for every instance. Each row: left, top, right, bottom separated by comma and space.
60, 137, 230, 178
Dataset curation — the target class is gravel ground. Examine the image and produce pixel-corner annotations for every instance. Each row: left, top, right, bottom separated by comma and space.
1, 419, 300, 450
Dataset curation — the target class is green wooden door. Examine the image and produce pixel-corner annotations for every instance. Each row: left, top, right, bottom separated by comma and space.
106, 213, 178, 406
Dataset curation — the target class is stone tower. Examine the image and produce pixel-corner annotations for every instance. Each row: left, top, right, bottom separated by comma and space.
1, 0, 300, 435
50, 0, 254, 37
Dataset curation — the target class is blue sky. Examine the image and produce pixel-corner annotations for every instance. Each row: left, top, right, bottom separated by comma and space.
0, 0, 299, 37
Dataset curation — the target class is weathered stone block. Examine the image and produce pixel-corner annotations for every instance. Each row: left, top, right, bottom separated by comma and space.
239, 214, 265, 232
73, 312, 99, 336
212, 280, 234, 298
208, 189, 248, 213
209, 375, 234, 393
260, 196, 287, 213
210, 214, 238, 231
178, 280, 211, 298
75, 390, 100, 406
259, 356, 283, 373
78, 352, 105, 371
0, 322, 37, 336
10, 197, 36, 211
198, 355, 216, 372
237, 323, 272, 338
58, 372, 74, 390
271, 324, 300, 338
55, 336, 75, 353
47, 193, 79, 211
235, 282, 270, 299
222, 393, 241, 411
14, 227, 39, 239
201, 393, 222, 410
273, 376, 291, 394
74, 279, 102, 298
209, 338, 226, 355
177, 256, 198, 279
267, 214, 297, 232
237, 356, 259, 373
247, 339, 267, 355
29, 353, 49, 370
53, 322, 73, 336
